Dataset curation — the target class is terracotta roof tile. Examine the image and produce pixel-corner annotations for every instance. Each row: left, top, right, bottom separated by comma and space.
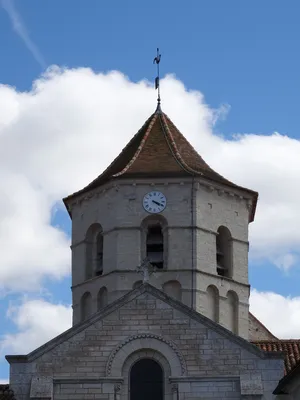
64, 108, 258, 220
0, 385, 15, 400
114, 113, 185, 175
252, 340, 300, 375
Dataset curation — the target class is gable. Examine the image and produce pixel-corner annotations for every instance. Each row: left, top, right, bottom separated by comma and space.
6, 284, 283, 368
6, 285, 286, 400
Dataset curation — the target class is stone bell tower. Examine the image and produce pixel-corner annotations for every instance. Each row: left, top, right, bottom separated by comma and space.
63, 103, 257, 340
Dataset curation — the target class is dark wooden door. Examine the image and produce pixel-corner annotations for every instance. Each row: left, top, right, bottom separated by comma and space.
130, 358, 163, 400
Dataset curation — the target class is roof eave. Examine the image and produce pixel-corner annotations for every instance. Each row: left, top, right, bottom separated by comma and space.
63, 173, 258, 221
273, 362, 300, 394
62, 109, 259, 222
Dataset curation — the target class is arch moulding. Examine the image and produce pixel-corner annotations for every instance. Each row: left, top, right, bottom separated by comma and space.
106, 332, 186, 377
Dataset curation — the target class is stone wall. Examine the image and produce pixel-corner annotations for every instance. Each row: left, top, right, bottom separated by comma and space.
7, 286, 284, 400
53, 381, 121, 400
249, 312, 278, 341
70, 176, 252, 340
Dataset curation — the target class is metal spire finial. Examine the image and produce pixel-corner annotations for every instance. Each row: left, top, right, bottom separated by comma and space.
153, 48, 161, 111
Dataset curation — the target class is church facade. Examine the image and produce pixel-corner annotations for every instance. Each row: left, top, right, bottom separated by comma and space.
4, 104, 300, 399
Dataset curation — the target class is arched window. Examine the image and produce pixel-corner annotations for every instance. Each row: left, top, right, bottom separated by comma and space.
206, 285, 219, 322
146, 224, 164, 269
81, 292, 92, 321
163, 280, 182, 301
141, 215, 167, 270
85, 223, 104, 280
216, 226, 232, 278
95, 232, 103, 276
227, 290, 239, 334
97, 287, 108, 311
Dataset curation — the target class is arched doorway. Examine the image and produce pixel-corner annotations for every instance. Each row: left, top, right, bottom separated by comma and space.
130, 358, 163, 400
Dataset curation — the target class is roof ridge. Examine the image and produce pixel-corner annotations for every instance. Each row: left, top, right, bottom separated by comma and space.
113, 113, 158, 178
113, 111, 200, 179
90, 113, 156, 184
63, 108, 258, 222
162, 113, 219, 174
160, 113, 201, 176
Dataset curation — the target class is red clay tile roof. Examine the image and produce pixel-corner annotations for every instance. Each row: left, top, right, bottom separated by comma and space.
274, 359, 300, 394
64, 108, 258, 220
252, 340, 300, 375
0, 384, 15, 400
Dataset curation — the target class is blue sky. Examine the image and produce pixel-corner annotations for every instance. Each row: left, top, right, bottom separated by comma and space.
0, 0, 300, 381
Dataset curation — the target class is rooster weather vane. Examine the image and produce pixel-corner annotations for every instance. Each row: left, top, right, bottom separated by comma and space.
153, 48, 161, 107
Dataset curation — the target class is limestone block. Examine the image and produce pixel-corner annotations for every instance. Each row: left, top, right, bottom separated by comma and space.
240, 372, 263, 395
30, 376, 53, 399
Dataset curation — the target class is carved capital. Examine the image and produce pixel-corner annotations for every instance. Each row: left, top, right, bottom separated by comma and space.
172, 383, 179, 400
171, 383, 178, 393
114, 383, 121, 400
114, 383, 121, 392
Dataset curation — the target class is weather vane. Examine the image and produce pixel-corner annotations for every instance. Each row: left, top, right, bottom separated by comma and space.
153, 48, 161, 107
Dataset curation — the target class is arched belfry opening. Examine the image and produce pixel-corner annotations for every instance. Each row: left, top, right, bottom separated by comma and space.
227, 290, 239, 334
80, 292, 92, 321
142, 215, 167, 270
216, 226, 233, 278
163, 280, 182, 301
85, 223, 104, 279
95, 232, 103, 276
206, 285, 219, 323
146, 224, 164, 269
97, 287, 108, 311
130, 359, 163, 400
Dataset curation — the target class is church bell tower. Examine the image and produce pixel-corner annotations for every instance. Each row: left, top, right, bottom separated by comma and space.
63, 101, 257, 340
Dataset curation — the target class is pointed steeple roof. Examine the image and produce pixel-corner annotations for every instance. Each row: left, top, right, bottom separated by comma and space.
64, 107, 258, 221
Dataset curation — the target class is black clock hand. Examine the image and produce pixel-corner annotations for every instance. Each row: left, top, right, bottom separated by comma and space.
152, 200, 163, 207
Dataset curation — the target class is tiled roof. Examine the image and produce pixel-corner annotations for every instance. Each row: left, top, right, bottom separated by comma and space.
0, 384, 15, 400
252, 340, 300, 375
63, 107, 258, 221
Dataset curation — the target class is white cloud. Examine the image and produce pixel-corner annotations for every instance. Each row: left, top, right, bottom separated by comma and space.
204, 132, 300, 268
1, 0, 46, 69
0, 299, 72, 355
0, 172, 70, 292
0, 66, 299, 293
250, 289, 300, 339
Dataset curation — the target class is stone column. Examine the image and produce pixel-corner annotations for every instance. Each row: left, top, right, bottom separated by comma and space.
114, 383, 121, 400
172, 383, 179, 400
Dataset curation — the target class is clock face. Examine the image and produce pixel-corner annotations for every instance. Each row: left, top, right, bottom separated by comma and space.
143, 191, 167, 214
